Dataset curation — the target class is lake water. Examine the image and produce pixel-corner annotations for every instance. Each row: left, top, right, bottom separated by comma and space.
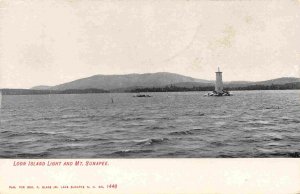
0, 90, 299, 158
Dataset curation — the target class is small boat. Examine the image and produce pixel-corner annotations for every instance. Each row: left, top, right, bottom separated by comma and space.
133, 94, 152, 97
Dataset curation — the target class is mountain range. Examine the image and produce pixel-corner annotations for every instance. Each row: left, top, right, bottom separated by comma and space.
31, 72, 300, 92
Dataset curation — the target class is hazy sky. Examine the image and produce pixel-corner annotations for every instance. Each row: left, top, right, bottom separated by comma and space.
0, 0, 299, 88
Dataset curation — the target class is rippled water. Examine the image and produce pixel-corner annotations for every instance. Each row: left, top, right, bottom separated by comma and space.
0, 90, 299, 158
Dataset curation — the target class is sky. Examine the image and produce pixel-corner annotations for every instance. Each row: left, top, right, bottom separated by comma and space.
0, 0, 299, 89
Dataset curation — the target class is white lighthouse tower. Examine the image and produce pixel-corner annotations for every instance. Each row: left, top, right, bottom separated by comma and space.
215, 67, 223, 93
206, 67, 231, 96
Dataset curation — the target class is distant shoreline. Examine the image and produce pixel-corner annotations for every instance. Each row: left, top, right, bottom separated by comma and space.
1, 83, 299, 96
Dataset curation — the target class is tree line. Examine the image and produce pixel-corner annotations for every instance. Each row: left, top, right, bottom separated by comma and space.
1, 88, 109, 95
130, 82, 300, 93
1, 82, 299, 95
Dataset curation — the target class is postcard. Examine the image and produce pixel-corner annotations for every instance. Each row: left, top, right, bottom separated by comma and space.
0, 0, 299, 193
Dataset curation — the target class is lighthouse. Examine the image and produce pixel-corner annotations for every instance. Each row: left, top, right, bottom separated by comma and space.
205, 67, 231, 96
215, 67, 223, 93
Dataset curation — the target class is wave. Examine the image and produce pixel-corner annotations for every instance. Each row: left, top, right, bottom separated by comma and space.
111, 149, 153, 156
165, 151, 188, 156
255, 106, 282, 110
210, 141, 227, 147
121, 117, 144, 121
240, 137, 260, 143
271, 137, 283, 141
169, 130, 193, 135
0, 130, 12, 134
257, 152, 299, 158
288, 152, 300, 158
134, 137, 169, 146
62, 137, 107, 142
4, 133, 26, 138
279, 118, 300, 124
47, 146, 82, 152
145, 126, 166, 130
12, 152, 50, 158
248, 122, 275, 127
28, 131, 55, 135
89, 137, 109, 142
64, 138, 83, 142
5, 131, 52, 138
27, 117, 55, 121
